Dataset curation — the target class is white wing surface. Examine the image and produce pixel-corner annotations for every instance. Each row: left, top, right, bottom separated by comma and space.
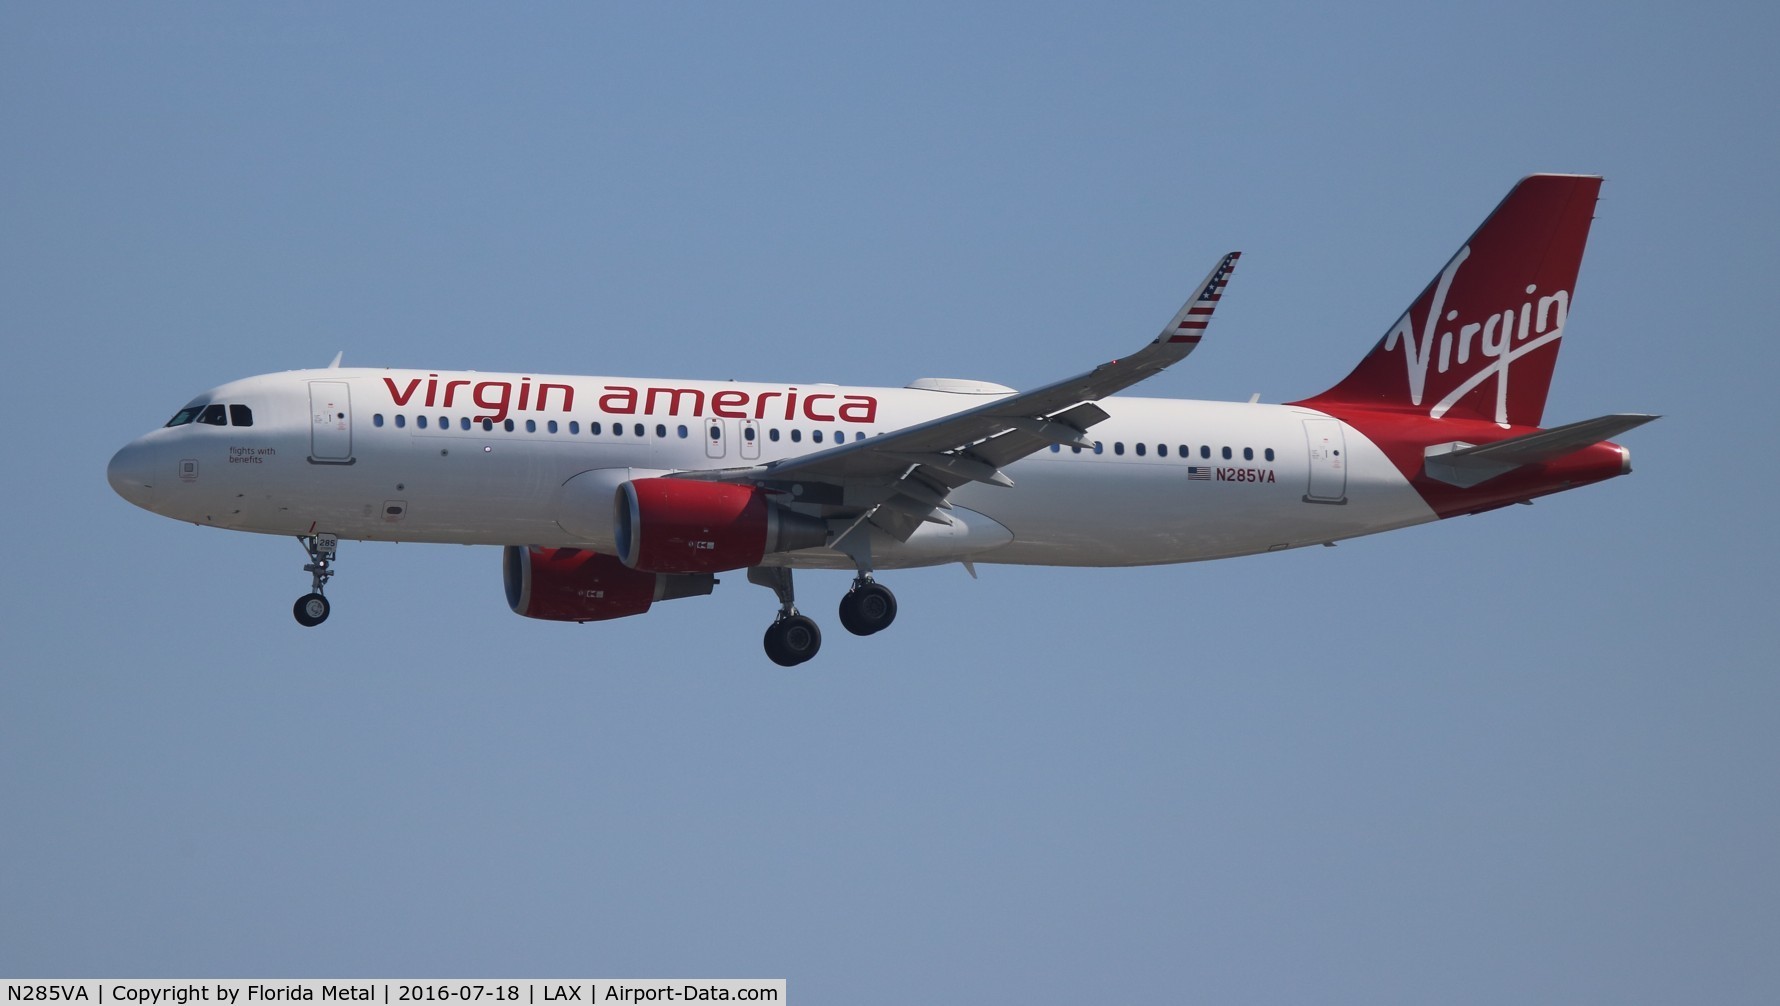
680, 252, 1241, 543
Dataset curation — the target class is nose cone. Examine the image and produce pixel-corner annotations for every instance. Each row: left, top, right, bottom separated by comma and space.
107, 440, 158, 510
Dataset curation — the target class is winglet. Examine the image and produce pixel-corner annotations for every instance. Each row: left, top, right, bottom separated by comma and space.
327, 351, 344, 369
1155, 251, 1240, 347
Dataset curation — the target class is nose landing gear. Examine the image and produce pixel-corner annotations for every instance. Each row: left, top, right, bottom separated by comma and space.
293, 533, 338, 627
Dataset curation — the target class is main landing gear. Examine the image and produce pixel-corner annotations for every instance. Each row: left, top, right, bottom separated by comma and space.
749, 566, 821, 666
764, 614, 822, 667
839, 575, 897, 636
293, 533, 338, 627
748, 566, 899, 666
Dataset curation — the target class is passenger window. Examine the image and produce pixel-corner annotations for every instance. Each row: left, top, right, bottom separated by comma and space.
569, 421, 580, 434
634, 424, 645, 437
1200, 445, 1210, 459
769, 428, 781, 442
813, 430, 824, 444
590, 422, 602, 435
1135, 443, 1146, 456
613, 423, 623, 436
547, 420, 557, 433
482, 419, 494, 431
1157, 444, 1168, 457
1050, 444, 1061, 453
1221, 446, 1232, 460
1243, 447, 1253, 461
525, 420, 536, 432
1265, 448, 1275, 461
198, 404, 227, 426
373, 414, 384, 428
229, 404, 254, 427
656, 424, 667, 438
460, 417, 471, 431
1113, 442, 1125, 456
417, 416, 428, 429
744, 426, 756, 442
503, 419, 514, 432
395, 414, 406, 428
1093, 442, 1104, 454
791, 430, 802, 443
679, 425, 690, 439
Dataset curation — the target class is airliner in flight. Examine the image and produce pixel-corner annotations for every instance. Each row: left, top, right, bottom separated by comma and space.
108, 174, 1653, 664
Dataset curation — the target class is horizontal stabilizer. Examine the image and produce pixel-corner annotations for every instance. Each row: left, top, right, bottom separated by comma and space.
1424, 413, 1658, 487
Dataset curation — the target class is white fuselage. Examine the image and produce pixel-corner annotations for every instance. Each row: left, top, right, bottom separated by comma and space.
108, 367, 1439, 568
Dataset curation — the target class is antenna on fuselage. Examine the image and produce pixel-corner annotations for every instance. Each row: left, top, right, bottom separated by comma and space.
327, 351, 343, 369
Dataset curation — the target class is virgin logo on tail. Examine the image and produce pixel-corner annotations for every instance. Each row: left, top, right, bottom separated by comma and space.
1291, 174, 1600, 431
1384, 245, 1571, 427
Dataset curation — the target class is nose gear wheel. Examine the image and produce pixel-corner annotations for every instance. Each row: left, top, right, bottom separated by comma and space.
294, 592, 330, 627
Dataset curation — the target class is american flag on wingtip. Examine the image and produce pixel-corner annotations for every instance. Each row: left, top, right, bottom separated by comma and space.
1199, 252, 1240, 303
1187, 466, 1212, 480
1168, 252, 1240, 344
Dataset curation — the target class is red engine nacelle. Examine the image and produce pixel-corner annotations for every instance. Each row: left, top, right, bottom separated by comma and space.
503, 546, 714, 622
615, 478, 827, 574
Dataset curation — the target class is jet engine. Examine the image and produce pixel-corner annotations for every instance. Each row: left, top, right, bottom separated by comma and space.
503, 546, 714, 622
615, 478, 827, 574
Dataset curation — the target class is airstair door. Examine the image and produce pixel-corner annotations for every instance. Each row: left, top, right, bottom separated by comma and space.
308, 381, 354, 464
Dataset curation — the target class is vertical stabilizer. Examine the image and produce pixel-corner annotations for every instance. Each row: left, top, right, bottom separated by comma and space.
1292, 174, 1601, 428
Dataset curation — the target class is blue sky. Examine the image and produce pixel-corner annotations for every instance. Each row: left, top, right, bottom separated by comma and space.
3, 3, 1775, 1002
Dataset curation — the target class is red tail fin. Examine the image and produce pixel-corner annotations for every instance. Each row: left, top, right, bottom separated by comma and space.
1292, 174, 1601, 428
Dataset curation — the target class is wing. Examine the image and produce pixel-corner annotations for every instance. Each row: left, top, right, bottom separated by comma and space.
680, 252, 1241, 548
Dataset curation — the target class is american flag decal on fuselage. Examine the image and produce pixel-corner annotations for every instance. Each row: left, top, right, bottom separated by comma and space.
1187, 466, 1212, 480
1167, 251, 1241, 344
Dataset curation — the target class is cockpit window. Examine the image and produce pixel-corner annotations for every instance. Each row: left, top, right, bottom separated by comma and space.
166, 401, 254, 427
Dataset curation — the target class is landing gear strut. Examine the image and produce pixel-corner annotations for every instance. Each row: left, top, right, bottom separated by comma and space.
293, 533, 338, 627
838, 575, 897, 636
749, 566, 821, 666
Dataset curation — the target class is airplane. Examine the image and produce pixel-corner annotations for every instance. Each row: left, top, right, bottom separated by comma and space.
107, 174, 1654, 665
